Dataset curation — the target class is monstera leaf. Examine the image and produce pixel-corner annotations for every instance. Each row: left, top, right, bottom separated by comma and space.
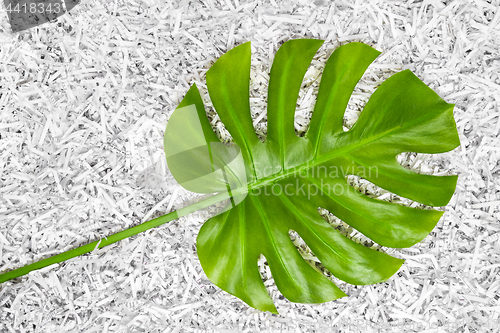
164, 40, 459, 313
0, 39, 459, 315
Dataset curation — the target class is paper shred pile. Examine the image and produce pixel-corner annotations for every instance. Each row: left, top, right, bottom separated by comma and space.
1, 0, 499, 331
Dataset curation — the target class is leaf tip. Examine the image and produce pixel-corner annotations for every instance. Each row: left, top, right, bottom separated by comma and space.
269, 307, 279, 315
446, 103, 461, 150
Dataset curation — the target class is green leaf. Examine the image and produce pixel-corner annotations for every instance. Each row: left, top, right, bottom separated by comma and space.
164, 84, 247, 195
164, 40, 460, 313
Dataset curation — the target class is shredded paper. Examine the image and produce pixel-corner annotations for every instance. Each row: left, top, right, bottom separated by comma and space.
0, 0, 499, 331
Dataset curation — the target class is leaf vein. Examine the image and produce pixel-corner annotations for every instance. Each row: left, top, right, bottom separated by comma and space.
250, 195, 301, 290
276, 192, 350, 263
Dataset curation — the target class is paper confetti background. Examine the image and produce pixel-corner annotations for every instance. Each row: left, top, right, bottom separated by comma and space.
0, 0, 499, 331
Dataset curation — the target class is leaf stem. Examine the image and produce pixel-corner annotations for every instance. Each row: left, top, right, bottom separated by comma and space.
0, 191, 230, 284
